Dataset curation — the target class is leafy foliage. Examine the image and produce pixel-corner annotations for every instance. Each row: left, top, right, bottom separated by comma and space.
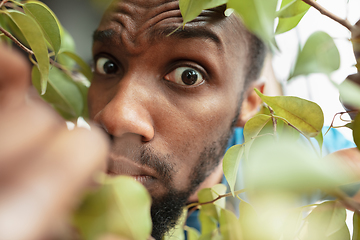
2, 0, 360, 240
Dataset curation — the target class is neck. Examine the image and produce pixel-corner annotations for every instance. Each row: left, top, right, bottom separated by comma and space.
187, 161, 224, 203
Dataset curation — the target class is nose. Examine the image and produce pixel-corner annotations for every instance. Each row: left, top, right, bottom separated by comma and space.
93, 78, 155, 142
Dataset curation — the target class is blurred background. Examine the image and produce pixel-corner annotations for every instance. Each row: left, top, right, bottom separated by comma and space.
43, 0, 360, 140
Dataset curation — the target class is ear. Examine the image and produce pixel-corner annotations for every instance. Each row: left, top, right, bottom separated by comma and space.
235, 81, 265, 127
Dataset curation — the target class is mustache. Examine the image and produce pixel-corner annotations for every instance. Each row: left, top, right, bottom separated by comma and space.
138, 146, 175, 183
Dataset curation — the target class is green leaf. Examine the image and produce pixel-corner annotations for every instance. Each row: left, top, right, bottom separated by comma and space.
338, 78, 360, 109
276, 11, 307, 34
245, 138, 354, 193
23, 1, 61, 56
2, 13, 30, 47
281, 207, 303, 239
57, 27, 76, 68
277, 0, 311, 18
227, 0, 278, 45
8, 10, 49, 94
223, 144, 244, 196
353, 113, 360, 151
219, 209, 242, 240
73, 176, 152, 240
243, 114, 272, 159
290, 31, 340, 80
185, 226, 200, 240
254, 89, 324, 138
198, 186, 224, 235
59, 51, 93, 81
300, 201, 348, 239
32, 66, 84, 120
353, 211, 360, 240
179, 0, 228, 25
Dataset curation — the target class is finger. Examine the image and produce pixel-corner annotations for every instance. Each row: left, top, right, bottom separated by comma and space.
0, 43, 30, 109
0, 126, 109, 240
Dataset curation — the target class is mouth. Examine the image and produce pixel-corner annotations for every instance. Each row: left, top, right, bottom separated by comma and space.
107, 153, 159, 187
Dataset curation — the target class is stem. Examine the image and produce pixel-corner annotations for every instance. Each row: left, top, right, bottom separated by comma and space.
186, 188, 247, 209
0, 26, 34, 55
0, 0, 8, 8
302, 0, 354, 32
268, 106, 277, 136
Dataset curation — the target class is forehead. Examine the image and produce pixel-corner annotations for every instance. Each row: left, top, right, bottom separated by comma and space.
95, 0, 249, 56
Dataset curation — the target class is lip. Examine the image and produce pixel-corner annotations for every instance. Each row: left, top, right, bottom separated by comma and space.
107, 152, 158, 184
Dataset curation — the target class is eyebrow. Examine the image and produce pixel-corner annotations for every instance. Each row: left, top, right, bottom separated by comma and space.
93, 26, 222, 47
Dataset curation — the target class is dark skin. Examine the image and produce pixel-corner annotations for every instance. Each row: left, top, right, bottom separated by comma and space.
0, 0, 264, 239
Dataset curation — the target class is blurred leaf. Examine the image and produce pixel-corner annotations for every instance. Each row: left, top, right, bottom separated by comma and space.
179, 0, 227, 25
346, 122, 354, 131
353, 211, 360, 240
243, 114, 272, 159
277, 0, 311, 18
185, 226, 200, 240
8, 10, 49, 94
276, 11, 307, 34
57, 27, 76, 68
300, 201, 349, 240
338, 78, 360, 109
223, 144, 244, 196
290, 31, 340, 80
227, 0, 277, 46
0, 15, 12, 46
238, 200, 258, 239
73, 176, 152, 240
280, 207, 303, 239
353, 113, 360, 151
245, 139, 354, 193
315, 130, 324, 154
73, 80, 90, 118
32, 66, 83, 120
255, 89, 324, 138
219, 209, 242, 240
59, 51, 93, 80
23, 1, 61, 56
277, 118, 301, 141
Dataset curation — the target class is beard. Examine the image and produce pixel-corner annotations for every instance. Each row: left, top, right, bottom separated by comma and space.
146, 127, 235, 240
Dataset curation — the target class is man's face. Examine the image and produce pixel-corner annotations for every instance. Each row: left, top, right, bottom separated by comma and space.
88, 0, 251, 238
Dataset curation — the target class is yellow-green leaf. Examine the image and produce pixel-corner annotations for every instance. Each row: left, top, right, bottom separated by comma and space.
73, 176, 152, 240
290, 31, 340, 80
219, 209, 242, 240
8, 10, 49, 94
238, 200, 258, 239
185, 226, 200, 240
277, 0, 311, 18
32, 66, 83, 120
300, 201, 348, 239
23, 1, 61, 55
227, 0, 277, 45
223, 144, 244, 196
243, 114, 272, 159
255, 89, 324, 138
179, 0, 227, 25
338, 78, 360, 109
198, 187, 221, 235
276, 11, 307, 35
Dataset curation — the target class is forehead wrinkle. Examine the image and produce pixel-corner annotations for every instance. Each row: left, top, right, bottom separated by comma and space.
107, 0, 180, 45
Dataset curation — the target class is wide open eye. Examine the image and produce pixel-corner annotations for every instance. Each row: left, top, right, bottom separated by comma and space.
164, 67, 204, 86
95, 57, 119, 75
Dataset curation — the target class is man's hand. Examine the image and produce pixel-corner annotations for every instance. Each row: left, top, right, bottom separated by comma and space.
0, 44, 109, 240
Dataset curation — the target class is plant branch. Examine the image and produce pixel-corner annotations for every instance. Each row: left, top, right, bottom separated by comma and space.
0, 26, 33, 55
0, 0, 8, 8
302, 0, 354, 31
186, 188, 247, 209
